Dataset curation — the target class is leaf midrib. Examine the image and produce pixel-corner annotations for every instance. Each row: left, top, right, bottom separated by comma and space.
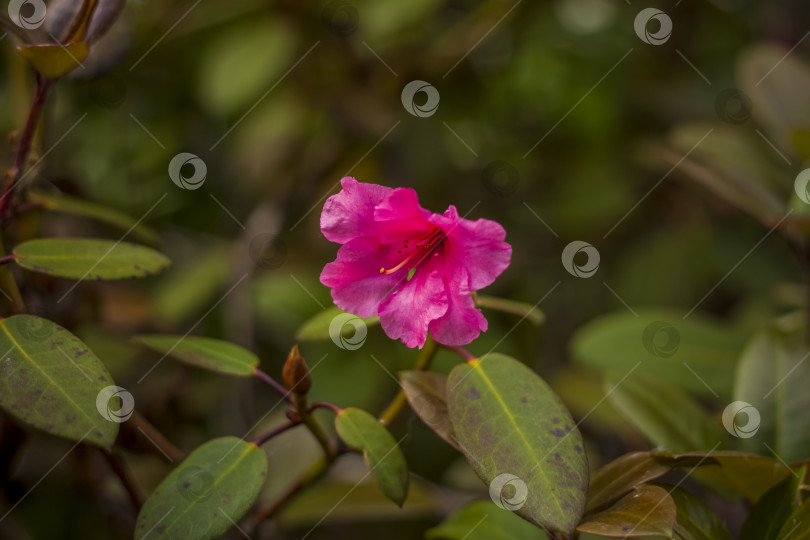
471, 361, 565, 517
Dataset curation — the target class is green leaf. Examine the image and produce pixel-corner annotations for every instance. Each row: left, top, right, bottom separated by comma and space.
733, 327, 810, 464
654, 450, 791, 502
14, 238, 170, 281
740, 468, 804, 540
334, 407, 409, 506
606, 373, 721, 452
135, 437, 267, 540
447, 354, 588, 536
587, 452, 672, 512
133, 335, 259, 377
664, 485, 733, 540
571, 309, 743, 399
295, 306, 380, 342
17, 42, 89, 78
28, 191, 160, 245
399, 370, 459, 451
426, 501, 545, 540
577, 485, 675, 538
474, 295, 544, 326
0, 315, 118, 449
777, 499, 810, 539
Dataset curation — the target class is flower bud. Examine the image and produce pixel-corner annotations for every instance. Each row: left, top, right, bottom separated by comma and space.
282, 345, 311, 395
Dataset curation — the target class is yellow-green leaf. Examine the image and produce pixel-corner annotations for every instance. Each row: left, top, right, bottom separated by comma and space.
335, 407, 409, 506
0, 315, 119, 449
14, 238, 170, 281
135, 437, 267, 540
447, 354, 588, 536
133, 335, 259, 377
577, 485, 675, 538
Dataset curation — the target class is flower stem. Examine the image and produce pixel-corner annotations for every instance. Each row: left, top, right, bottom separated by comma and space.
379, 335, 438, 426
298, 397, 336, 460
0, 254, 17, 266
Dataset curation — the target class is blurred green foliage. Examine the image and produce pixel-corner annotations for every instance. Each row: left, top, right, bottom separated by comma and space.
3, 0, 810, 538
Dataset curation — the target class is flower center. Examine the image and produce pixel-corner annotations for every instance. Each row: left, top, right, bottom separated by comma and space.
379, 228, 445, 275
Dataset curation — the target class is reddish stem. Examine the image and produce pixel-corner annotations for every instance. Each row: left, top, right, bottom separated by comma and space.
441, 344, 477, 362
252, 419, 302, 447
0, 254, 16, 266
253, 368, 294, 404
308, 402, 342, 415
0, 74, 52, 220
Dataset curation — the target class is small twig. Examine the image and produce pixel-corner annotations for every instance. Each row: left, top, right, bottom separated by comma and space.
253, 418, 303, 447
0, 73, 52, 219
0, 254, 17, 266
441, 343, 477, 362
253, 368, 294, 404
130, 411, 185, 462
102, 448, 143, 511
379, 335, 438, 426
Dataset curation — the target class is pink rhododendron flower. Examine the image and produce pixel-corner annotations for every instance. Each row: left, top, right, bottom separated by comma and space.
320, 177, 512, 348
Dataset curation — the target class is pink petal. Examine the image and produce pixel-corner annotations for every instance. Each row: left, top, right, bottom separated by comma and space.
378, 261, 448, 348
373, 187, 435, 242
320, 177, 393, 244
429, 269, 487, 346
320, 237, 406, 317
432, 205, 512, 290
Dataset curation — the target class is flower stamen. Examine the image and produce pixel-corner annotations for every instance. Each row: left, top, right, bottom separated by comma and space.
380, 228, 445, 274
